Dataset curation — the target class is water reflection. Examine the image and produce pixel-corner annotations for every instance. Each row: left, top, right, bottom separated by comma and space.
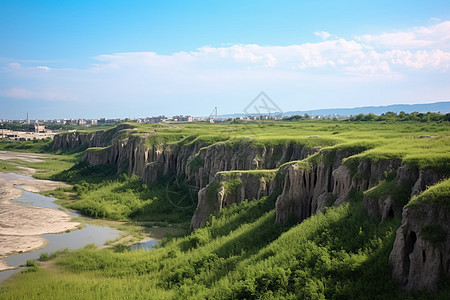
129, 239, 158, 250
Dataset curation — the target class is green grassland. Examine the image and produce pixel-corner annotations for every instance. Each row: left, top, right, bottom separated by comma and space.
1, 193, 448, 299
0, 138, 53, 153
125, 119, 450, 171
0, 117, 449, 299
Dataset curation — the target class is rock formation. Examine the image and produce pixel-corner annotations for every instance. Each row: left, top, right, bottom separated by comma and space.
390, 195, 449, 291
191, 171, 276, 229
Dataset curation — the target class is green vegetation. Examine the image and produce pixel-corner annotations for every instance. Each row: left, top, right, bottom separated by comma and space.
188, 154, 204, 171
407, 178, 450, 211
218, 169, 279, 182
22, 260, 38, 273
52, 164, 197, 222
347, 111, 450, 123
2, 192, 447, 299
0, 118, 449, 299
54, 161, 117, 183
364, 172, 413, 207
0, 138, 52, 153
20, 155, 80, 180
0, 160, 20, 172
39, 252, 49, 261
221, 174, 242, 194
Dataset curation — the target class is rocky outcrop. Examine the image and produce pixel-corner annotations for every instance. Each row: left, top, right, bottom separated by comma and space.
275, 162, 334, 224
352, 158, 402, 193
191, 171, 277, 229
191, 148, 360, 229
364, 194, 399, 221
389, 201, 449, 291
82, 134, 205, 180
51, 124, 136, 151
52, 131, 107, 150
82, 135, 318, 193
411, 168, 444, 198
185, 142, 317, 190
363, 165, 444, 221
274, 155, 401, 225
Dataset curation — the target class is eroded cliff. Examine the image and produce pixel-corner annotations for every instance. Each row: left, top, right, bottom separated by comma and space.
389, 179, 450, 292
191, 170, 279, 229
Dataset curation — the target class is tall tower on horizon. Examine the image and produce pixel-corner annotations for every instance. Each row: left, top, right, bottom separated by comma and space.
26, 112, 29, 124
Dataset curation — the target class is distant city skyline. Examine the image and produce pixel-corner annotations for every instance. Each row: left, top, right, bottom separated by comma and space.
1, 1, 449, 119
2, 101, 448, 124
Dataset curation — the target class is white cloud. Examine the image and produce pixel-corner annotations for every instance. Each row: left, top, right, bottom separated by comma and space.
88, 32, 450, 76
357, 21, 450, 50
314, 31, 331, 40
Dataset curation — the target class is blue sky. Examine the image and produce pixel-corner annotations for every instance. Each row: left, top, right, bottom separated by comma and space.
1, 0, 450, 119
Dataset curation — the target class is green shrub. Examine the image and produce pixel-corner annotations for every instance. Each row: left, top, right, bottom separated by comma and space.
26, 259, 37, 267
39, 252, 49, 261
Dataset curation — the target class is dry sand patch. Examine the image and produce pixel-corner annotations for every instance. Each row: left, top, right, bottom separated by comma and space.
0, 172, 79, 270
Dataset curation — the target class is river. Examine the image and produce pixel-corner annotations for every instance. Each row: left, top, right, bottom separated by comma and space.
0, 173, 156, 283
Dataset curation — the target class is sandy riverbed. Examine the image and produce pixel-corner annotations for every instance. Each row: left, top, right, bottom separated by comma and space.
0, 171, 80, 270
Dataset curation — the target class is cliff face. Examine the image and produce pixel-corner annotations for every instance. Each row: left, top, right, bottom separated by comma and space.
274, 155, 449, 292
274, 153, 401, 225
185, 143, 317, 190
191, 149, 402, 228
363, 165, 444, 221
389, 201, 449, 291
191, 171, 277, 229
52, 131, 108, 150
52, 124, 136, 151
84, 139, 316, 190
275, 162, 336, 224
57, 129, 317, 201
189, 144, 322, 229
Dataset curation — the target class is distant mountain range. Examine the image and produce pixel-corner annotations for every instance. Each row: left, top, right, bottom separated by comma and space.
220, 101, 450, 117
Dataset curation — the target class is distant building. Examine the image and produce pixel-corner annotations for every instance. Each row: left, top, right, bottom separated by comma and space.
26, 124, 45, 133
34, 124, 46, 133
172, 115, 193, 122
98, 118, 116, 124
86, 119, 98, 125
145, 116, 166, 123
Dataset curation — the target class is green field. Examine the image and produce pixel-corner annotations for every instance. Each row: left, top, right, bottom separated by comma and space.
0, 116, 449, 299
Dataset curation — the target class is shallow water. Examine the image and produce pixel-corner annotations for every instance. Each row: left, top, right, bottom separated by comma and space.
129, 239, 159, 250
0, 176, 121, 283
12, 187, 80, 216
0, 224, 121, 282
13, 187, 63, 210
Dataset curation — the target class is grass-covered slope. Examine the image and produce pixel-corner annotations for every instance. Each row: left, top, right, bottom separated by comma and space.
2, 192, 448, 299
407, 178, 450, 211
